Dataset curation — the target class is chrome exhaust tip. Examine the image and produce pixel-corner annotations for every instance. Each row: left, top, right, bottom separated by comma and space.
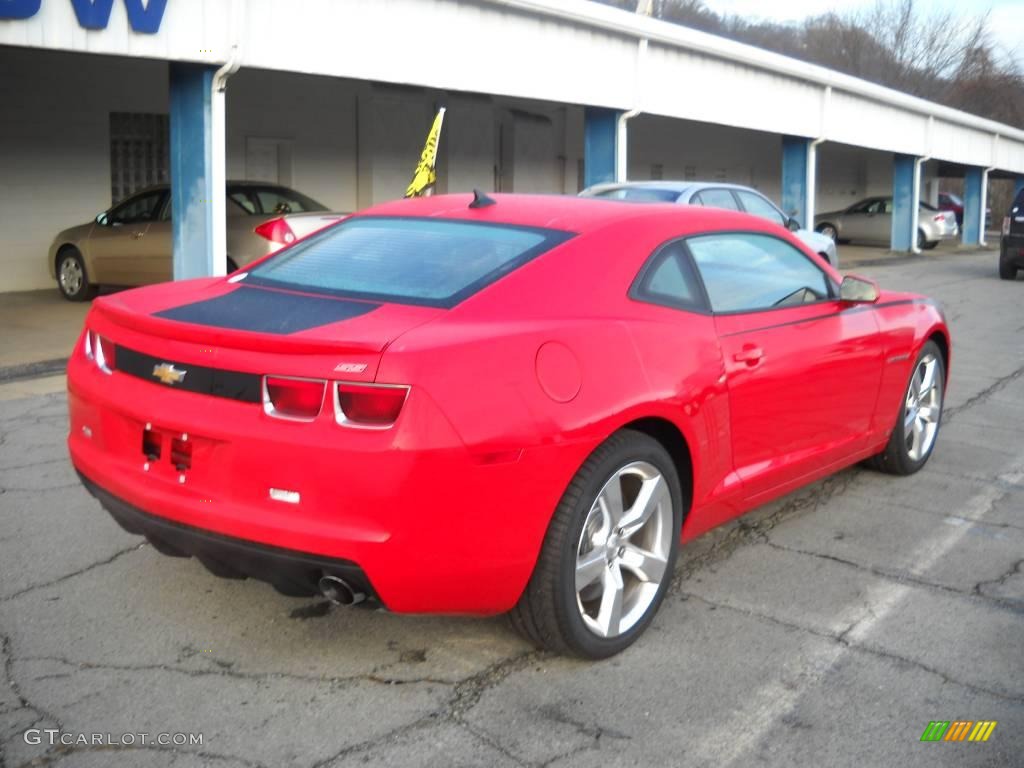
318, 575, 365, 606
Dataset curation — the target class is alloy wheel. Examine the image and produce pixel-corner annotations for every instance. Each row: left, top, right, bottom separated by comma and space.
904, 352, 942, 461
575, 461, 673, 638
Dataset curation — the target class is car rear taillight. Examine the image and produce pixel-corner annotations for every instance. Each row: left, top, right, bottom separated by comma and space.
84, 330, 115, 374
335, 382, 409, 429
263, 376, 326, 421
933, 214, 945, 222
1004, 217, 1012, 236
254, 217, 297, 246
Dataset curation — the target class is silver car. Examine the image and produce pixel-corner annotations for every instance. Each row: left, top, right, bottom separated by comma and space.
579, 181, 839, 266
815, 197, 958, 250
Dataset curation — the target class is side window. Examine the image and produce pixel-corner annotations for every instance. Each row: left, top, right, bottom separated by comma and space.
159, 194, 247, 220
879, 199, 894, 214
735, 190, 786, 226
692, 188, 740, 211
631, 241, 706, 312
687, 233, 832, 313
848, 200, 872, 214
107, 191, 163, 225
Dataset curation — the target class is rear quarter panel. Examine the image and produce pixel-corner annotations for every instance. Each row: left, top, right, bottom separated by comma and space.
375, 211, 748, 571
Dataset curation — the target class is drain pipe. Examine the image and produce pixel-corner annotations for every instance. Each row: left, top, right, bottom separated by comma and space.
616, 107, 640, 183
980, 165, 995, 247
210, 45, 241, 277
805, 86, 830, 229
980, 134, 999, 247
615, 0, 652, 182
911, 117, 935, 255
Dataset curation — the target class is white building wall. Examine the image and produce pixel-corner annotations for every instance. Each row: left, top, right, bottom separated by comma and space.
3, 0, 1020, 173
626, 116, 783, 200
225, 69, 359, 213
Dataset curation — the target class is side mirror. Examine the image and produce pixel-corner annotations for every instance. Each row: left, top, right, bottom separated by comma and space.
786, 217, 801, 232
839, 275, 880, 304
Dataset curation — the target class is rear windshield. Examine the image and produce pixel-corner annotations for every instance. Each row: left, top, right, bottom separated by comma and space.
591, 188, 680, 203
245, 216, 574, 307
228, 186, 326, 215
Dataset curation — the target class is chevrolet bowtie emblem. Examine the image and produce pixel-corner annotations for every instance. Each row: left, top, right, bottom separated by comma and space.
152, 363, 187, 385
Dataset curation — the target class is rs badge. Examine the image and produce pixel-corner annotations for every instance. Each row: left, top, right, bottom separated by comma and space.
152, 363, 187, 385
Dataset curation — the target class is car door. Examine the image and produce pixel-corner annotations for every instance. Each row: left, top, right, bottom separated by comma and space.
839, 199, 875, 241
135, 192, 173, 284
87, 189, 164, 285
685, 232, 884, 503
865, 198, 894, 243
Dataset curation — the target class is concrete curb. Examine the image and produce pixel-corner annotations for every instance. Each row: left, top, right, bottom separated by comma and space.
0, 358, 69, 384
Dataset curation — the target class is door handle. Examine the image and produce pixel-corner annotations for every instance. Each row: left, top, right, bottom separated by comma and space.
132, 231, 145, 239
733, 346, 763, 366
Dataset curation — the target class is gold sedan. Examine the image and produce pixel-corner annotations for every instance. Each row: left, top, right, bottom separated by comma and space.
49, 182, 346, 301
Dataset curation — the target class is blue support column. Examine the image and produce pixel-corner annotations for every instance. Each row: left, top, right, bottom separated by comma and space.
962, 168, 985, 246
1014, 176, 1024, 199
169, 63, 216, 280
781, 136, 810, 227
583, 107, 619, 188
891, 154, 918, 252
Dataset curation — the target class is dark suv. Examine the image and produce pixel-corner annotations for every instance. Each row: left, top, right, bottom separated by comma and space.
1000, 187, 1024, 280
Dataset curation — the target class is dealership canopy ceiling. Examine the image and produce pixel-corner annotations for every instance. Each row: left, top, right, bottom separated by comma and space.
2, 0, 1023, 174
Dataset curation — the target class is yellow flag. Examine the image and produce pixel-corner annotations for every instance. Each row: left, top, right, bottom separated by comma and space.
405, 108, 445, 198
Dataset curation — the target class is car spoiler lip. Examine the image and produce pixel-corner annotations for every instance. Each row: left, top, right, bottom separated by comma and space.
90, 298, 387, 356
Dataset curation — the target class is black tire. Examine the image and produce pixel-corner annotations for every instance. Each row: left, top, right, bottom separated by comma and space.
921, 240, 938, 250
56, 248, 97, 302
509, 429, 684, 658
816, 223, 838, 241
999, 258, 1018, 280
867, 340, 945, 476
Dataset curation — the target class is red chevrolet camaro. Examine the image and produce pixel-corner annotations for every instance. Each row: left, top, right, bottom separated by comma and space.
67, 193, 950, 658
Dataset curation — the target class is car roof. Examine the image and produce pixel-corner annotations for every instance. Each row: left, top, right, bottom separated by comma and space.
583, 180, 769, 197
352, 192, 771, 235
123, 181, 297, 194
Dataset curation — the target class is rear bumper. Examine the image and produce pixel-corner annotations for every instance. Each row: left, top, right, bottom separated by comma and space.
927, 226, 959, 242
1002, 235, 1024, 267
78, 471, 374, 599
67, 334, 590, 614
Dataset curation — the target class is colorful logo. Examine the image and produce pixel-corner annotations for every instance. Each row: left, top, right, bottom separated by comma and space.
920, 721, 997, 742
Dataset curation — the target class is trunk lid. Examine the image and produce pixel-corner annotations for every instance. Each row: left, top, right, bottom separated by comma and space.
91, 278, 444, 383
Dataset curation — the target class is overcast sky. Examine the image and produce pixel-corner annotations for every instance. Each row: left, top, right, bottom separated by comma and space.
703, 0, 1024, 66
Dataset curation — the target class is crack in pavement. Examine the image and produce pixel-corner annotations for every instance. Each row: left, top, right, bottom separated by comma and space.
944, 362, 1024, 422
310, 650, 544, 768
670, 469, 861, 591
974, 558, 1024, 600
1, 633, 64, 768
680, 593, 1024, 704
761, 539, 1024, 614
15, 653, 455, 692
1, 543, 147, 604
13, 742, 269, 768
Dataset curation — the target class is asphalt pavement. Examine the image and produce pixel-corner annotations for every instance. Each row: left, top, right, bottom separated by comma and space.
1, 248, 1022, 768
